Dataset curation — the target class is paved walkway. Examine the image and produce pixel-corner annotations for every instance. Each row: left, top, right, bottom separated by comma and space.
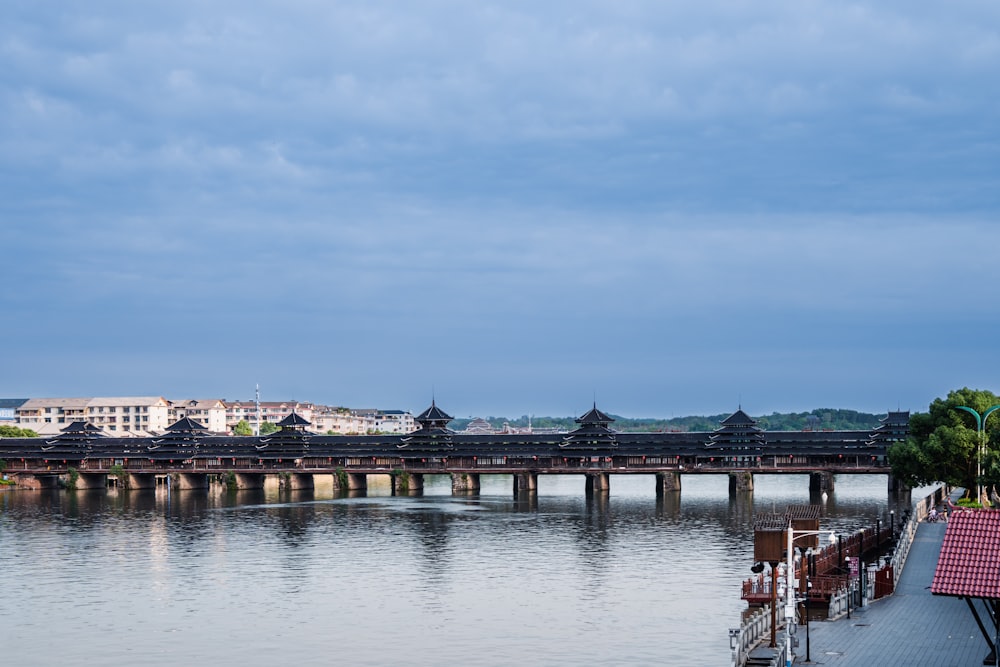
797, 521, 990, 666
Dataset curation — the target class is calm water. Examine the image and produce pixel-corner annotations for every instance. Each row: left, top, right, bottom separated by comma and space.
0, 474, 914, 666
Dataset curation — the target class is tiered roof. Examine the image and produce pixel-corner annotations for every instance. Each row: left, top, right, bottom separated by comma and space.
257, 411, 312, 452
866, 411, 910, 446
706, 408, 765, 450
561, 403, 618, 450
149, 416, 208, 449
399, 400, 454, 449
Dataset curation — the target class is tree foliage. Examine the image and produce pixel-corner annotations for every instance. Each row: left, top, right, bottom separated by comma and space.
889, 387, 1000, 494
232, 420, 254, 436
260, 421, 279, 435
447, 409, 883, 433
0, 425, 39, 438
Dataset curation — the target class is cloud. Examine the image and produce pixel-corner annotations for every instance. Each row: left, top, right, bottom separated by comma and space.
2, 1, 1000, 416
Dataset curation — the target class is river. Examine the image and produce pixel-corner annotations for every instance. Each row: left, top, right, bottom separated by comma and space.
0, 473, 914, 666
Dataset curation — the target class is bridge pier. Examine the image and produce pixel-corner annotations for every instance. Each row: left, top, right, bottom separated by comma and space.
392, 472, 423, 495
451, 473, 480, 494
233, 473, 265, 490
170, 473, 209, 490
74, 473, 107, 490
513, 472, 538, 494
656, 471, 682, 496
809, 471, 835, 496
126, 473, 157, 490
331, 472, 367, 492
888, 475, 911, 502
585, 472, 610, 495
280, 473, 315, 491
729, 471, 753, 494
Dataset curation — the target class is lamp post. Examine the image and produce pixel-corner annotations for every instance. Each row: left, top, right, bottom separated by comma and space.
955, 405, 1000, 503
784, 520, 836, 667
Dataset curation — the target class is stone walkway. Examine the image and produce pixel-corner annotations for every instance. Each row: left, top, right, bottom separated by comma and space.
797, 521, 990, 666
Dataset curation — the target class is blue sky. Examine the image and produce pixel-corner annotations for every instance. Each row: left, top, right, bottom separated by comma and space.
3, 1, 999, 419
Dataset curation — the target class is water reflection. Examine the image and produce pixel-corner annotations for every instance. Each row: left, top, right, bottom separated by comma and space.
0, 474, 920, 667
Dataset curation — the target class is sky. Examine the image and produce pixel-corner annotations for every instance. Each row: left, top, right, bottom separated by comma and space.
3, 1, 1000, 420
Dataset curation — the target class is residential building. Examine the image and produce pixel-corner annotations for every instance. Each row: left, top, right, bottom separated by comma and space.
17, 397, 171, 435
0, 398, 28, 423
224, 401, 317, 433
169, 399, 228, 433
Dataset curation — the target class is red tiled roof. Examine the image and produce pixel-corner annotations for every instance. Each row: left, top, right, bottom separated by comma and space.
931, 509, 1000, 599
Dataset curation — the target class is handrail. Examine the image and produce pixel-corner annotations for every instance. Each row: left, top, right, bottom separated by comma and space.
730, 606, 775, 667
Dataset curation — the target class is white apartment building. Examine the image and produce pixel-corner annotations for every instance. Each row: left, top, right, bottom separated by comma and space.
17, 397, 171, 435
312, 407, 372, 434
14, 396, 415, 437
224, 401, 318, 433
169, 399, 228, 433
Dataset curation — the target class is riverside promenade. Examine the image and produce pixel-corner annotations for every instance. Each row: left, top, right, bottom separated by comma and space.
799, 520, 985, 665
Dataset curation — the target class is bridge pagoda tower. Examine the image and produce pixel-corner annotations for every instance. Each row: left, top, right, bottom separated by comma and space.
562, 404, 618, 495
398, 400, 455, 494
868, 411, 911, 500
708, 408, 765, 494
271, 412, 314, 491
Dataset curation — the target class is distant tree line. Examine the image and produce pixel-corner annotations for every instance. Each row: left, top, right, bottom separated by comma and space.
448, 409, 884, 433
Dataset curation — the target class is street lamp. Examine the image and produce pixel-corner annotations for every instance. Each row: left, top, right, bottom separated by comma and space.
955, 405, 1000, 503
784, 520, 837, 667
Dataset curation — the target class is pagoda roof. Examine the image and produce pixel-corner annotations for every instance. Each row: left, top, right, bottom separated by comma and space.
165, 417, 209, 432
932, 509, 1000, 600
576, 404, 615, 425
720, 408, 757, 426
60, 421, 105, 434
278, 412, 312, 427
53, 421, 107, 442
415, 400, 453, 424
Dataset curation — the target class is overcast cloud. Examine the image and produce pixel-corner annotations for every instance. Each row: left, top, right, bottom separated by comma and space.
3, 1, 999, 419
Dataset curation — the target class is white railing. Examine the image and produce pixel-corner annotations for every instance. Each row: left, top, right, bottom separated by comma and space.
730, 606, 774, 667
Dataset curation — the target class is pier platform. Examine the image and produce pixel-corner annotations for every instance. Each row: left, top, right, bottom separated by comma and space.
799, 520, 985, 665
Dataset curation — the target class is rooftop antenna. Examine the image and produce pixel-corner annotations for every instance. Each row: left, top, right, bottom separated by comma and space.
255, 384, 261, 437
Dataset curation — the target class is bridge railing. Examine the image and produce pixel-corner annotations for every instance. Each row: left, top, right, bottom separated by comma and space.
730, 606, 775, 667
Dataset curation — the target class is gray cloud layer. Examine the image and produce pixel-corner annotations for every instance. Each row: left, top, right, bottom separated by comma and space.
3, 2, 999, 416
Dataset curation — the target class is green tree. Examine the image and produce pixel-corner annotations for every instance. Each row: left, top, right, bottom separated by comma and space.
889, 387, 1000, 496
0, 425, 39, 438
233, 420, 254, 436
260, 421, 279, 435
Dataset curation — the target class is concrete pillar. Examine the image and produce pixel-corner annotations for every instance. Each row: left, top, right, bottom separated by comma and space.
392, 472, 423, 495
888, 475, 911, 502
171, 473, 209, 490
285, 473, 315, 491
809, 471, 835, 495
75, 473, 107, 490
332, 472, 368, 492
513, 472, 538, 494
451, 472, 480, 494
234, 473, 265, 490
729, 471, 754, 494
656, 471, 682, 497
126, 473, 157, 490
585, 472, 610, 495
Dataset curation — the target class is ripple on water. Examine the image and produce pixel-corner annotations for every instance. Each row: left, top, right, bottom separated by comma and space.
0, 474, 910, 665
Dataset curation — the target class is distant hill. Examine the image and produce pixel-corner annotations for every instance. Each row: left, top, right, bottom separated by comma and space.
448, 409, 885, 433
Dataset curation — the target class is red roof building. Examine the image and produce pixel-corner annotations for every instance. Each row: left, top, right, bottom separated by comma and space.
932, 509, 1000, 599
931, 509, 1000, 663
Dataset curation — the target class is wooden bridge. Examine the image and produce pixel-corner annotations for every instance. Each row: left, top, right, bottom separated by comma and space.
0, 404, 911, 497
